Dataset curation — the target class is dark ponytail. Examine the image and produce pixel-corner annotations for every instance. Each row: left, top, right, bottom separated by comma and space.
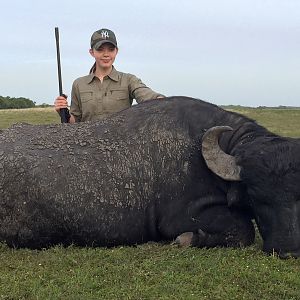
89, 62, 96, 74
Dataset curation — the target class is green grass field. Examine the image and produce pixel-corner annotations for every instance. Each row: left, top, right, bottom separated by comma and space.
0, 106, 299, 299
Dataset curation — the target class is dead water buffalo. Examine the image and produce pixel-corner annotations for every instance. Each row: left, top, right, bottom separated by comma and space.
0, 97, 299, 258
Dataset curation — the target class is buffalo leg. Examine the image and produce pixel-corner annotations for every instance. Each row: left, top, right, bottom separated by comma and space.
159, 196, 255, 249
174, 209, 255, 248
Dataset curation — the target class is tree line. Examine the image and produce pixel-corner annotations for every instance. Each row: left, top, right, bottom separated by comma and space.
0, 96, 36, 109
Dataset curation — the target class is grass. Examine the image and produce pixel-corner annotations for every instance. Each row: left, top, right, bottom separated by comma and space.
0, 107, 60, 129
0, 106, 300, 299
0, 243, 299, 300
227, 107, 300, 138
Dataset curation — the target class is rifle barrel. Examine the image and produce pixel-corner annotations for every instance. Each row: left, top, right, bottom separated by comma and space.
54, 27, 69, 123
55, 27, 63, 96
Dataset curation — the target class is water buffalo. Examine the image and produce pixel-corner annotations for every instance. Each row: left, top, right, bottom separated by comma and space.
0, 97, 299, 258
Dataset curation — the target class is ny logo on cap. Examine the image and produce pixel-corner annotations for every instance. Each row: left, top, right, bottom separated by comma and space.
101, 30, 109, 39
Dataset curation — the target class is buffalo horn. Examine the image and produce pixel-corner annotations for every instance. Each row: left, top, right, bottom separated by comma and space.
202, 126, 241, 181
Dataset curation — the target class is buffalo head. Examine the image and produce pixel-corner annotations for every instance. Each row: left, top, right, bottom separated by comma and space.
202, 126, 300, 258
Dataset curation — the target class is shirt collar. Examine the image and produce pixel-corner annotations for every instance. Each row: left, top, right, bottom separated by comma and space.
87, 66, 120, 84
107, 66, 120, 81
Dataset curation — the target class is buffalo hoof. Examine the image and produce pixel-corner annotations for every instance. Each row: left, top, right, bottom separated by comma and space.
265, 248, 300, 259
174, 229, 208, 247
174, 232, 194, 247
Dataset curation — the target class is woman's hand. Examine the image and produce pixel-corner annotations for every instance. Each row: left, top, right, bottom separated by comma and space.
54, 95, 69, 113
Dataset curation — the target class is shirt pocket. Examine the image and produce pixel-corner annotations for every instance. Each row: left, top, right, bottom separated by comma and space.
109, 88, 129, 101
105, 88, 131, 112
80, 91, 93, 103
79, 91, 96, 120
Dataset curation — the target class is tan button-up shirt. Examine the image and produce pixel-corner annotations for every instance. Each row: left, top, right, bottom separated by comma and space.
70, 66, 164, 122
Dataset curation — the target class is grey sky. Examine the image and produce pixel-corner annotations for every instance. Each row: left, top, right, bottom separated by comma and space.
1, 0, 299, 107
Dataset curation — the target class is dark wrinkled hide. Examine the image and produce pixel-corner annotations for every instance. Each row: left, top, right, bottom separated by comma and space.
0, 97, 299, 258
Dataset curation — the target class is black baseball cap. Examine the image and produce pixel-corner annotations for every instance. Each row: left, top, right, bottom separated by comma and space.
90, 28, 117, 49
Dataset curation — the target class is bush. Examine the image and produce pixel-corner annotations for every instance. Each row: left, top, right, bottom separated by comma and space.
0, 96, 36, 109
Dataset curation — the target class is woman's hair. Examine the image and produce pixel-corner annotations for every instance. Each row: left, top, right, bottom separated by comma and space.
89, 62, 96, 74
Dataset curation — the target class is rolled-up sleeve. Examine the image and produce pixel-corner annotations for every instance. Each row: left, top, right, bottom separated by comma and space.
128, 74, 164, 103
70, 80, 82, 122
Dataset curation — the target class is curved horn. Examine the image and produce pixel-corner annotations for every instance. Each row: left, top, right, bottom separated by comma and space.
202, 126, 241, 181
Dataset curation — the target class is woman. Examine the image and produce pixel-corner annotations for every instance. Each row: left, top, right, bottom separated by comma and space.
54, 28, 164, 123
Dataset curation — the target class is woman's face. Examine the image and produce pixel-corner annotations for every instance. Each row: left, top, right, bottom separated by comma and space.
90, 43, 118, 69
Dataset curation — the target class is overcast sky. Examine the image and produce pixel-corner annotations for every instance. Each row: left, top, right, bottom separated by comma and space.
1, 0, 299, 107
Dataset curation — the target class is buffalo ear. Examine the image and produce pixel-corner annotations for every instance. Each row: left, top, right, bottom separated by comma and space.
202, 126, 241, 181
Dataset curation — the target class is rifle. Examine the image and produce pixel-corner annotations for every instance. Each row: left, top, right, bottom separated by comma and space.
55, 27, 70, 123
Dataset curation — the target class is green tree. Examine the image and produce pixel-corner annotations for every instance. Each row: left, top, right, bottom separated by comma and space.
0, 96, 36, 109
